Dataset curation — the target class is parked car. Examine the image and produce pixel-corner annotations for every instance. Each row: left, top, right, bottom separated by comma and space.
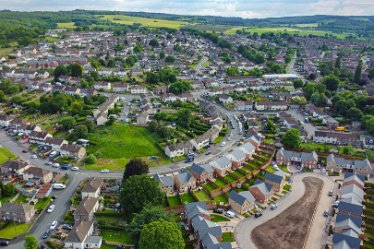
323, 210, 330, 217
47, 205, 55, 213
254, 212, 263, 218
70, 167, 79, 171
45, 161, 53, 166
22, 150, 27, 153
205, 151, 211, 156
52, 184, 66, 190
31, 155, 37, 159
214, 208, 224, 214
51, 195, 57, 200
52, 163, 60, 168
100, 169, 109, 173
60, 165, 70, 170
328, 190, 333, 197
270, 203, 278, 210
62, 224, 73, 230
50, 221, 58, 230
0, 239, 9, 246
42, 229, 50, 239
332, 201, 340, 208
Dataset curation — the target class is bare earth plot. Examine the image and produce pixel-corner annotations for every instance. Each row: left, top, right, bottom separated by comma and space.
251, 177, 323, 249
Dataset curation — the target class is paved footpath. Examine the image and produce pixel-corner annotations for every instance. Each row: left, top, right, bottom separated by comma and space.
234, 173, 335, 249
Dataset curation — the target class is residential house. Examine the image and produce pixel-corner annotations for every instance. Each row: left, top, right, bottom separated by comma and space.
185, 202, 211, 224
131, 85, 148, 94
165, 141, 193, 158
112, 83, 129, 93
60, 144, 86, 160
326, 154, 373, 176
342, 174, 365, 189
74, 197, 99, 223
1, 160, 30, 175
217, 94, 233, 105
228, 190, 256, 215
154, 173, 175, 196
28, 131, 52, 144
264, 171, 285, 192
341, 185, 364, 203
332, 233, 361, 249
94, 82, 111, 91
254, 101, 288, 111
225, 150, 246, 169
313, 131, 360, 146
23, 166, 53, 184
276, 148, 318, 169
174, 172, 196, 194
362, 136, 374, 149
0, 203, 35, 223
44, 137, 68, 151
190, 125, 222, 151
238, 142, 256, 160
209, 157, 232, 177
235, 101, 253, 111
64, 221, 102, 249
338, 201, 363, 218
0, 115, 13, 127
81, 178, 103, 199
249, 179, 273, 203
190, 163, 215, 184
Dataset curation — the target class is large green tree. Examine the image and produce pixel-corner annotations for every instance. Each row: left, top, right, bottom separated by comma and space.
322, 75, 340, 91
138, 220, 184, 249
59, 116, 76, 130
70, 63, 83, 77
120, 175, 164, 216
282, 128, 302, 149
24, 235, 38, 249
123, 158, 149, 180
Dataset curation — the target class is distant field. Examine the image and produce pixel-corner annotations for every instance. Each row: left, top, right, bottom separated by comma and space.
184, 24, 233, 33
56, 22, 76, 29
294, 23, 319, 28
98, 15, 188, 29
86, 123, 171, 170
224, 26, 347, 39
0, 47, 14, 57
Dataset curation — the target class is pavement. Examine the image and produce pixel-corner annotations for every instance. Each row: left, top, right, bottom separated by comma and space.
234, 172, 336, 249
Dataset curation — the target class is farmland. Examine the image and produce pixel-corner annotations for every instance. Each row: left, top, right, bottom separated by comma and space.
56, 22, 76, 29
97, 15, 188, 29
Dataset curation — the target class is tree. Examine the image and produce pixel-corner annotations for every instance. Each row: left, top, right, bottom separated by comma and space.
24, 235, 38, 249
265, 120, 277, 133
128, 205, 173, 240
311, 92, 327, 107
282, 128, 301, 149
70, 125, 88, 140
159, 51, 165, 60
145, 72, 159, 85
176, 109, 192, 129
346, 107, 363, 121
165, 56, 176, 63
85, 120, 95, 133
138, 220, 184, 249
59, 116, 76, 131
0, 90, 5, 103
70, 63, 83, 77
226, 66, 240, 77
322, 75, 340, 91
53, 65, 68, 79
169, 81, 191, 95
123, 158, 149, 180
84, 154, 97, 164
120, 175, 164, 216
354, 59, 362, 83
0, 183, 16, 197
293, 79, 304, 89
149, 39, 159, 47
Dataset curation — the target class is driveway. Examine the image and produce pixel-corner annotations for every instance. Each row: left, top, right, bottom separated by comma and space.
234, 172, 336, 249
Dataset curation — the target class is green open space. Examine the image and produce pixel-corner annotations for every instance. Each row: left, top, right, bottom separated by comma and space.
222, 232, 235, 242
214, 178, 228, 188
13, 194, 28, 204
56, 22, 76, 29
209, 214, 230, 222
98, 15, 188, 29
194, 190, 211, 202
0, 147, 17, 164
167, 196, 182, 207
180, 193, 195, 204
0, 47, 15, 57
0, 223, 30, 239
86, 124, 171, 170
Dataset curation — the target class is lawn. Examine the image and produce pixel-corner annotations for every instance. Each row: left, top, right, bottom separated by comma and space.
224, 175, 236, 183
98, 15, 188, 29
210, 214, 230, 222
266, 167, 276, 173
214, 195, 228, 205
56, 22, 76, 29
13, 194, 28, 204
214, 178, 228, 188
232, 170, 246, 178
194, 190, 211, 202
0, 147, 17, 164
222, 232, 235, 242
0, 223, 30, 239
180, 193, 196, 204
283, 184, 291, 191
240, 166, 252, 174
101, 229, 133, 244
167, 196, 182, 207
86, 124, 171, 169
35, 197, 51, 211
278, 164, 290, 173
204, 182, 217, 191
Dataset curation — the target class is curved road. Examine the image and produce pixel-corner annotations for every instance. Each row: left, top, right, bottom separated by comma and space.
234, 172, 336, 249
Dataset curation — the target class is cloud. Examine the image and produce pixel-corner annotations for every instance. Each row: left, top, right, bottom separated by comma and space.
0, 0, 373, 17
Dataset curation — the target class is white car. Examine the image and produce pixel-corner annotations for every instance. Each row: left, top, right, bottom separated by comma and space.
100, 169, 109, 173
50, 220, 58, 230
47, 205, 55, 213
31, 155, 37, 159
52, 163, 60, 168
70, 167, 79, 171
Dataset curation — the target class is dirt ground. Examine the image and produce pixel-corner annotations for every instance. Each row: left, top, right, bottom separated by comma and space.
251, 177, 324, 249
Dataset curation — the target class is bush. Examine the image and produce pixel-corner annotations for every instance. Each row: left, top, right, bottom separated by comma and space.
84, 154, 97, 164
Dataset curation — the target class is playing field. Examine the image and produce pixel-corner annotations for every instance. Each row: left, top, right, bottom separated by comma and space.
86, 124, 170, 169
97, 15, 188, 29
56, 22, 76, 29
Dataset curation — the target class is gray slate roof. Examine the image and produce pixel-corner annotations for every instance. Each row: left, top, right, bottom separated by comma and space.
264, 171, 284, 184
191, 163, 214, 176
154, 173, 174, 187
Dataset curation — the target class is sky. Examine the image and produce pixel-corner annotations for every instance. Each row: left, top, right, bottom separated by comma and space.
0, 0, 373, 18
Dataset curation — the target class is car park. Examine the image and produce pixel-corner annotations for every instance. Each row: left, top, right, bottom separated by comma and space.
47, 205, 55, 213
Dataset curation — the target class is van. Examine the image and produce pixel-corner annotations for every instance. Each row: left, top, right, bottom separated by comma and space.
224, 211, 235, 218
53, 183, 66, 190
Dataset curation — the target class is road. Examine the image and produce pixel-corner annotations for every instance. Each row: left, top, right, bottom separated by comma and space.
234, 172, 335, 249
195, 56, 209, 75
288, 109, 317, 139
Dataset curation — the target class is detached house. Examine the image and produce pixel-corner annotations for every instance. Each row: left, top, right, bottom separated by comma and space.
228, 190, 256, 215
190, 163, 215, 184
81, 178, 103, 199
0, 203, 35, 223
154, 173, 175, 196
165, 141, 193, 158
225, 150, 246, 169
174, 172, 196, 194
74, 197, 100, 223
64, 221, 102, 249
264, 172, 285, 192
209, 157, 232, 177
60, 144, 86, 160
249, 180, 273, 203
217, 94, 233, 104
1, 160, 30, 175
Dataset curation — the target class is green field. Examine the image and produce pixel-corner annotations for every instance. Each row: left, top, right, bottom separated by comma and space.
86, 124, 171, 170
294, 23, 319, 28
224, 26, 347, 39
0, 47, 15, 57
0, 223, 30, 239
0, 147, 17, 164
56, 22, 76, 29
98, 15, 188, 29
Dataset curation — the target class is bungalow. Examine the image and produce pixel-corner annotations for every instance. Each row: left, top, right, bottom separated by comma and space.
81, 178, 103, 199
0, 115, 13, 127
209, 157, 232, 177
23, 166, 53, 184
154, 173, 175, 196
313, 131, 360, 146
74, 197, 100, 223
64, 221, 102, 249
165, 141, 193, 158
249, 179, 273, 203
254, 101, 288, 111
190, 163, 215, 184
225, 150, 246, 169
174, 172, 196, 194
264, 171, 285, 192
60, 144, 86, 160
326, 154, 373, 176
44, 137, 68, 151
228, 190, 256, 215
0, 203, 35, 223
1, 160, 30, 175
28, 131, 52, 144
276, 148, 318, 169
